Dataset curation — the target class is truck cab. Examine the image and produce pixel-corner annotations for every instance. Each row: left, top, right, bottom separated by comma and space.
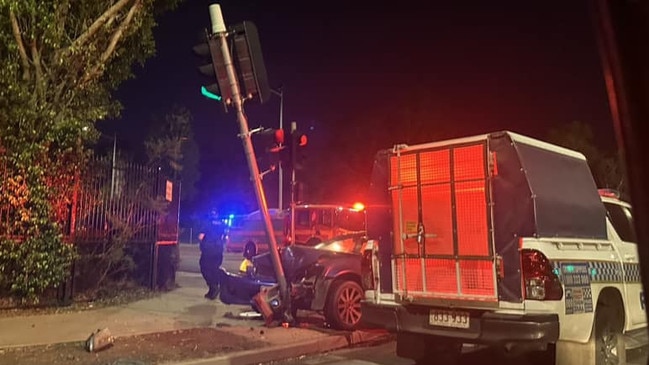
360, 131, 646, 365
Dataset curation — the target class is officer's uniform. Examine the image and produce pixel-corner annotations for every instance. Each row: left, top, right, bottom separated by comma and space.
199, 227, 224, 299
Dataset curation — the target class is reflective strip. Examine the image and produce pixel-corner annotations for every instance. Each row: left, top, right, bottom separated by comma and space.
551, 261, 641, 283
623, 263, 642, 283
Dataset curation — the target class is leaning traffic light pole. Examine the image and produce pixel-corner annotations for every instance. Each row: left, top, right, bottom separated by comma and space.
206, 4, 292, 324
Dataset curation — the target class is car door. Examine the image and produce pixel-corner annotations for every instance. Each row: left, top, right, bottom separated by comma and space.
604, 200, 646, 328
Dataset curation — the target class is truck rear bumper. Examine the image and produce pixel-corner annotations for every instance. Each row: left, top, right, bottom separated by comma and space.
361, 301, 559, 346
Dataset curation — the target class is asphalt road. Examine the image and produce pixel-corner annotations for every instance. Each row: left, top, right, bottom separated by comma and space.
265, 340, 553, 365
178, 243, 243, 273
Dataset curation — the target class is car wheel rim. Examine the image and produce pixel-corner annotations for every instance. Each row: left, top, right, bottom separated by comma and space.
337, 285, 362, 327
598, 327, 619, 365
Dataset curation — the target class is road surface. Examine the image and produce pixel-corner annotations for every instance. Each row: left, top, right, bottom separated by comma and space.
178, 243, 242, 273
265, 340, 553, 365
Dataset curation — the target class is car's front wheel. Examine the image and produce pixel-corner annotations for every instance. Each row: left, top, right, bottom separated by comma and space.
325, 280, 363, 331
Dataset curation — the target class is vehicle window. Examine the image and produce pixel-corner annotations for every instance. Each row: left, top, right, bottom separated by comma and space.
335, 210, 366, 231
604, 202, 637, 243
272, 218, 285, 231
296, 210, 311, 228
229, 215, 245, 229
317, 235, 364, 253
321, 209, 333, 227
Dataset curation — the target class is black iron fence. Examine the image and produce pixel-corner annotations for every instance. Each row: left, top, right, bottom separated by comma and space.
73, 156, 160, 243
0, 152, 180, 301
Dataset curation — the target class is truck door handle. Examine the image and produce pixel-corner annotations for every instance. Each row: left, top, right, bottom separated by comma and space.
624, 254, 637, 261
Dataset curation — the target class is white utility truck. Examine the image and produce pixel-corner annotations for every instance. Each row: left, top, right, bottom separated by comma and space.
360, 131, 646, 365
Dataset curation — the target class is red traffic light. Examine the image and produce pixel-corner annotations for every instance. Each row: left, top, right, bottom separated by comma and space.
275, 129, 285, 145
298, 134, 307, 147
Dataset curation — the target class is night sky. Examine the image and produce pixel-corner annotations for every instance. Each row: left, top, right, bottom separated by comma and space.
98, 0, 617, 219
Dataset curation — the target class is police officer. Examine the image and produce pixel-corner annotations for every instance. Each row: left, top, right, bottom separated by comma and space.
198, 224, 225, 300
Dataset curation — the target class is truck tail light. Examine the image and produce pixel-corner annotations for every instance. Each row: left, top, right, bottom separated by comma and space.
361, 241, 375, 290
521, 249, 563, 301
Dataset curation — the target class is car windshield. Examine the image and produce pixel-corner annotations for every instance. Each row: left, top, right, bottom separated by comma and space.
313, 234, 365, 254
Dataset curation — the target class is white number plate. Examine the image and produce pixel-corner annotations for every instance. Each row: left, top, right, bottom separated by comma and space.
429, 309, 470, 329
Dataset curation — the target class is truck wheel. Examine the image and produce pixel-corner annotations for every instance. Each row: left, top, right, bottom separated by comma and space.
595, 304, 625, 365
396, 333, 462, 365
325, 280, 363, 331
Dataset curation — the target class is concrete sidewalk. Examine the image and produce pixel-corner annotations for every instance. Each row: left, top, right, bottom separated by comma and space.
0, 271, 390, 365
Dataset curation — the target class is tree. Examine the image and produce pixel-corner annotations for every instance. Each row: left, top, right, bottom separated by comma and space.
0, 0, 181, 301
145, 104, 201, 205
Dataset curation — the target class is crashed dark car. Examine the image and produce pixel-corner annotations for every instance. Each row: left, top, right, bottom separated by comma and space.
219, 233, 365, 331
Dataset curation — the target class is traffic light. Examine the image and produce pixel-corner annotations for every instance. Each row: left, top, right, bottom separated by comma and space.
257, 128, 284, 153
254, 128, 287, 171
193, 30, 232, 112
230, 21, 271, 104
290, 129, 308, 171
255, 122, 308, 172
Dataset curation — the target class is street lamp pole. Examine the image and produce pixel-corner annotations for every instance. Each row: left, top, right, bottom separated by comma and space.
271, 87, 284, 210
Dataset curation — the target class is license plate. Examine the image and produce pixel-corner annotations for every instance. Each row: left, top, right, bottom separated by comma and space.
429, 309, 470, 329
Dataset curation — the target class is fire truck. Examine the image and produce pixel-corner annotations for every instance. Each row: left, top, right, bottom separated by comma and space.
360, 131, 646, 365
226, 203, 366, 253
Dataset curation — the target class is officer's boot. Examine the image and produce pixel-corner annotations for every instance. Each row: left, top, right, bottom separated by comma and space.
205, 285, 219, 300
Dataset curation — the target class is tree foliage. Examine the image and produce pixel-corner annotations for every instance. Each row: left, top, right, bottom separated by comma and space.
146, 105, 191, 174
0, 0, 181, 301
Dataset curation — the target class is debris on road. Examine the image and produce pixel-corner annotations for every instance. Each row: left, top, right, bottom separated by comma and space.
85, 328, 114, 352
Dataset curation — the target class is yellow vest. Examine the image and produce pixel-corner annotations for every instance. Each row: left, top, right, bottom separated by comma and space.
239, 259, 253, 273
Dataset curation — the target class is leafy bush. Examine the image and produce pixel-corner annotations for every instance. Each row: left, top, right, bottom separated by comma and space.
0, 225, 76, 303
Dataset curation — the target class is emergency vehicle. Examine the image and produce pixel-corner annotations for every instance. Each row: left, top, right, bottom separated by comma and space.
290, 203, 366, 246
226, 204, 366, 253
225, 209, 286, 253
360, 131, 646, 365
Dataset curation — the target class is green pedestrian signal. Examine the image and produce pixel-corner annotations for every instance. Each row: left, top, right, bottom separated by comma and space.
201, 86, 222, 101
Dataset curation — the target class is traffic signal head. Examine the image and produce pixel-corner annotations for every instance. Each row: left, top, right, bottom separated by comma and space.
267, 129, 285, 153
254, 128, 286, 161
230, 21, 271, 104
193, 31, 232, 111
290, 130, 308, 170
298, 134, 307, 147
274, 129, 285, 145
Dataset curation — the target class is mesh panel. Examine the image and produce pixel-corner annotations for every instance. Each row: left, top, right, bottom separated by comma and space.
391, 190, 404, 255
392, 186, 420, 255
422, 184, 453, 255
395, 258, 423, 292
453, 145, 485, 181
459, 260, 495, 296
419, 149, 450, 184
390, 143, 497, 301
391, 154, 417, 186
394, 258, 403, 291
424, 259, 457, 294
456, 180, 489, 256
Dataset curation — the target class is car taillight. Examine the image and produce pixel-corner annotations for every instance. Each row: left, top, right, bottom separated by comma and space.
521, 249, 563, 300
361, 242, 375, 290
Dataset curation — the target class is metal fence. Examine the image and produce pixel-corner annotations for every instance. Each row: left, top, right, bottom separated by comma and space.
0, 154, 173, 243
73, 156, 161, 243
1, 152, 181, 294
